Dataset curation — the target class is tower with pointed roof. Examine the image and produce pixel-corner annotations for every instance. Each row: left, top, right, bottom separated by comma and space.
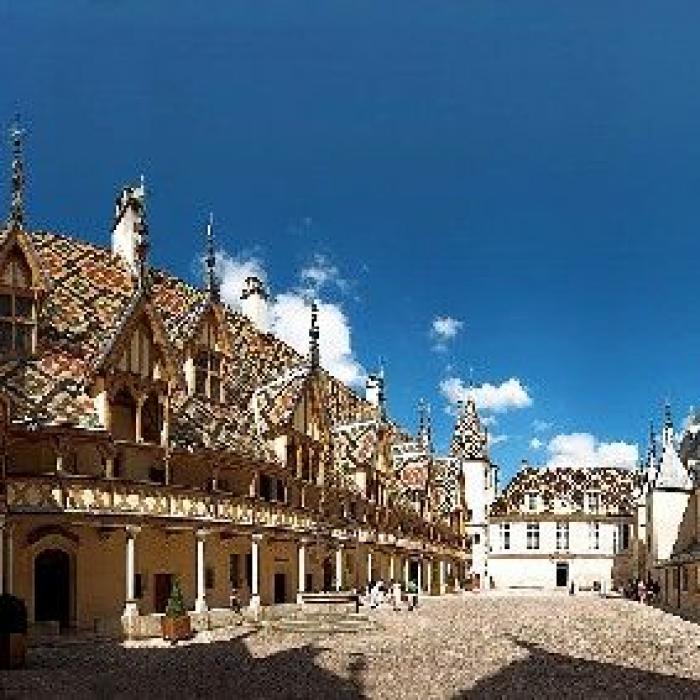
645, 401, 694, 578
449, 392, 496, 590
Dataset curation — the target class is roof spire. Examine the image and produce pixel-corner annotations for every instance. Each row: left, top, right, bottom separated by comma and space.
418, 398, 433, 451
309, 299, 320, 370
204, 212, 220, 302
134, 174, 150, 291
8, 116, 25, 231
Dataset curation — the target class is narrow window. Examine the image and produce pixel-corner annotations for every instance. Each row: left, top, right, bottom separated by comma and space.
526, 522, 540, 550
556, 522, 569, 551
500, 523, 511, 550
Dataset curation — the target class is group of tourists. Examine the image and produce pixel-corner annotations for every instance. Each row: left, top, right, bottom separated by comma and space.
624, 576, 660, 604
365, 580, 418, 611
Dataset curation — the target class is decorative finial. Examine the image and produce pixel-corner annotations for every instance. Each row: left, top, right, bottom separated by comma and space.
135, 175, 150, 291
418, 399, 432, 451
8, 116, 25, 231
664, 400, 673, 429
309, 299, 320, 370
204, 212, 220, 302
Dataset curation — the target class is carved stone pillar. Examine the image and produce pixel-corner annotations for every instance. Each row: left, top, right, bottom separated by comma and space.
135, 394, 145, 443
123, 526, 140, 617
296, 538, 309, 604
335, 544, 344, 591
194, 530, 208, 613
250, 533, 263, 611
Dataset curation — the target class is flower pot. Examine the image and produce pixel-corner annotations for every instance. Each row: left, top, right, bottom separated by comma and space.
0, 632, 27, 669
161, 615, 192, 642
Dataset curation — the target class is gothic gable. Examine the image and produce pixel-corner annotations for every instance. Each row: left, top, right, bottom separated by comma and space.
93, 291, 176, 383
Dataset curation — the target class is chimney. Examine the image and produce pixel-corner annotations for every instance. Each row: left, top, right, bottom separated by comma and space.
365, 371, 386, 419
111, 179, 147, 279
240, 276, 269, 332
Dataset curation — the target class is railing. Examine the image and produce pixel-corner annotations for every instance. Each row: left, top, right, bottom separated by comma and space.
4, 473, 465, 554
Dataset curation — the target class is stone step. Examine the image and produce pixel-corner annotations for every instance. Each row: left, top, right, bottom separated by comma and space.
265, 618, 379, 634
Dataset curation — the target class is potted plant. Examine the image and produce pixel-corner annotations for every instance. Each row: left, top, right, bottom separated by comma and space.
0, 594, 28, 669
161, 579, 192, 643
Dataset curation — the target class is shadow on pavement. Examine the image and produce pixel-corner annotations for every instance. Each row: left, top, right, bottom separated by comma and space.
1, 629, 366, 699
454, 636, 700, 699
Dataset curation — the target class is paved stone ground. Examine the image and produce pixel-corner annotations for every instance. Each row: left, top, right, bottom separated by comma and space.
2, 593, 700, 699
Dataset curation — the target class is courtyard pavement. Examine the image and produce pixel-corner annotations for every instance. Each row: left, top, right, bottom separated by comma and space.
2, 593, 699, 699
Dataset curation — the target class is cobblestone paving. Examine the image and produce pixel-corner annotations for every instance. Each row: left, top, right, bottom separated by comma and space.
2, 594, 700, 699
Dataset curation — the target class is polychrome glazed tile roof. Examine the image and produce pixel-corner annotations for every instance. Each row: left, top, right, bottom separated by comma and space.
490, 466, 639, 517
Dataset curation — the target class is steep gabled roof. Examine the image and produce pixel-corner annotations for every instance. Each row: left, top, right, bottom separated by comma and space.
450, 397, 488, 461
490, 466, 639, 517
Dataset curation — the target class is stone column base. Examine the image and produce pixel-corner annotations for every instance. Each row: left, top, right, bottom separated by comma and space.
194, 598, 208, 614
123, 601, 139, 617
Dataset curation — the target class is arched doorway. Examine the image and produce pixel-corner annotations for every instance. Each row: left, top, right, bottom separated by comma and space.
35, 549, 71, 629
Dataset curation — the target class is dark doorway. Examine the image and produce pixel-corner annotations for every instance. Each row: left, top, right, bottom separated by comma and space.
556, 562, 569, 588
305, 572, 313, 593
34, 549, 71, 629
323, 558, 333, 591
274, 573, 286, 604
154, 573, 174, 613
409, 560, 419, 587
245, 553, 253, 591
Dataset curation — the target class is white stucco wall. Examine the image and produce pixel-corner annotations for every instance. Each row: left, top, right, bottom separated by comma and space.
487, 519, 622, 590
647, 489, 692, 564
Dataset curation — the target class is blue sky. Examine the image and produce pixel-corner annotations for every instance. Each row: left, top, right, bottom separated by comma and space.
3, 1, 700, 484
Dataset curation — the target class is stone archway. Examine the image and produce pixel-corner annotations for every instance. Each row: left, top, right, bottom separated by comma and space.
34, 548, 71, 629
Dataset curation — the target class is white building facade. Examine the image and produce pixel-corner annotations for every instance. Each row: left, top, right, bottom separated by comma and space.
488, 466, 635, 591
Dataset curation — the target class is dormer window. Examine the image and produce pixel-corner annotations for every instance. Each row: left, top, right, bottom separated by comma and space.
0, 251, 36, 356
586, 491, 601, 514
525, 492, 539, 512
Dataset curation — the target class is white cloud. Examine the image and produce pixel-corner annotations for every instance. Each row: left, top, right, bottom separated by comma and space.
545, 432, 638, 470
430, 316, 463, 351
299, 254, 348, 296
218, 250, 365, 387
532, 419, 552, 433
530, 437, 543, 450
431, 316, 463, 340
271, 293, 365, 387
440, 376, 533, 414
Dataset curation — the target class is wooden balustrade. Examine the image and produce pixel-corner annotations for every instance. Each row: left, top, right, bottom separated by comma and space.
4, 473, 465, 556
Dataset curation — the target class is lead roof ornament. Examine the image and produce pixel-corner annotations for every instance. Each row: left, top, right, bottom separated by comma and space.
8, 117, 25, 231
204, 212, 220, 303
309, 299, 320, 370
